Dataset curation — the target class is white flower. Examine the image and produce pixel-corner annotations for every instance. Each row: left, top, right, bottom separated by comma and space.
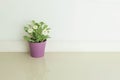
28, 28, 33, 33
42, 29, 49, 35
33, 26, 38, 29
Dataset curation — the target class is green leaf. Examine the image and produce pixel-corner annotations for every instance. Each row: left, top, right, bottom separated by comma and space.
32, 20, 35, 24
24, 27, 28, 32
46, 28, 51, 30
43, 25, 48, 30
38, 27, 42, 34
24, 36, 35, 42
40, 22, 44, 25
24, 36, 31, 41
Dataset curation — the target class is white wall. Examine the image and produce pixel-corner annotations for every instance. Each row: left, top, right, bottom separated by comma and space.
1, 0, 120, 52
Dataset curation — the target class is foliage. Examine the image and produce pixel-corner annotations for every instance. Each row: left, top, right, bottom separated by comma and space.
24, 20, 50, 43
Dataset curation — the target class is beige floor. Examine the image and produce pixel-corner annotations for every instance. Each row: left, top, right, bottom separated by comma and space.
0, 52, 120, 80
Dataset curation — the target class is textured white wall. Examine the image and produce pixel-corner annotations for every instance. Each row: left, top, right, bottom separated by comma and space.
1, 0, 120, 52
1, 0, 120, 41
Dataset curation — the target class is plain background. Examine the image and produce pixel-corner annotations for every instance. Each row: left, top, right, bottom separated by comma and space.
1, 0, 120, 41
1, 0, 120, 52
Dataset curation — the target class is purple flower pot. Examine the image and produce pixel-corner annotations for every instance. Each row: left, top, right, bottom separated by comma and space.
29, 41, 46, 58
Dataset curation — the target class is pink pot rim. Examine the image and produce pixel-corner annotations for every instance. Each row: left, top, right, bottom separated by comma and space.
29, 40, 47, 44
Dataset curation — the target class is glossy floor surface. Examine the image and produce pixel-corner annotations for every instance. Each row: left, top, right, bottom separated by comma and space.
0, 52, 120, 80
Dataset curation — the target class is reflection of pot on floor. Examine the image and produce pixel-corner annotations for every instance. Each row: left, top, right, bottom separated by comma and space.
27, 58, 47, 80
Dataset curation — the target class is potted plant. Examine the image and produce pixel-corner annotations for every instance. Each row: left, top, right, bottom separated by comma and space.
24, 20, 50, 58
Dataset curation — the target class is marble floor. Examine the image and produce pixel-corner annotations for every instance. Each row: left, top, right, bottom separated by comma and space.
0, 52, 120, 80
